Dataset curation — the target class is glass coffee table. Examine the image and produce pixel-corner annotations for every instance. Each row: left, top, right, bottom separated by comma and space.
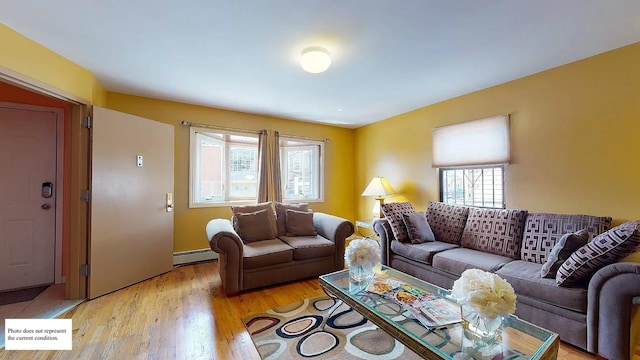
319, 265, 559, 360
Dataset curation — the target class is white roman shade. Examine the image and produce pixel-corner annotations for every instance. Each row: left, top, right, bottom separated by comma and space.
432, 114, 510, 167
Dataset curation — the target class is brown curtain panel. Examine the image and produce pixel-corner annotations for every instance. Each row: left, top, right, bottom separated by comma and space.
257, 130, 282, 202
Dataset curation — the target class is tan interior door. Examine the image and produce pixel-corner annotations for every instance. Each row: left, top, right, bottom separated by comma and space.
89, 106, 174, 299
0, 104, 57, 291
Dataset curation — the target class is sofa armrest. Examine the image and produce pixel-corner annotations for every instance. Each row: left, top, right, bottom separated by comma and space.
206, 218, 244, 295
587, 262, 640, 360
373, 218, 393, 265
313, 212, 354, 270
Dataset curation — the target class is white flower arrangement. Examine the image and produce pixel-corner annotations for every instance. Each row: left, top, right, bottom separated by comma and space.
451, 269, 517, 319
344, 238, 380, 267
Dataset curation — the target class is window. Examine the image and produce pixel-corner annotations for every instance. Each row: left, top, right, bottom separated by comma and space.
280, 137, 323, 202
189, 127, 324, 207
440, 166, 504, 208
190, 127, 259, 207
433, 114, 509, 209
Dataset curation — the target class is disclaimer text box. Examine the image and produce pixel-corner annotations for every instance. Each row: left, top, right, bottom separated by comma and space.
5, 318, 72, 350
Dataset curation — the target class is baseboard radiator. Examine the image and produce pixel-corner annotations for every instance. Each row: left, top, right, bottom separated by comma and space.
173, 248, 218, 266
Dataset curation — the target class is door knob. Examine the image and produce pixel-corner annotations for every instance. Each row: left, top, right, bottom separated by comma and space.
41, 203, 52, 210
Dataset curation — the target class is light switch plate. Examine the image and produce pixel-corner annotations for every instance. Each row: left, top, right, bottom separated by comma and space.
136, 155, 143, 167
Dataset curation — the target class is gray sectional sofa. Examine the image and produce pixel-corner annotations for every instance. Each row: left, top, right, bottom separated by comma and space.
373, 201, 640, 360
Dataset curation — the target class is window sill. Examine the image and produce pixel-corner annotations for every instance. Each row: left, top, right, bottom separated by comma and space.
189, 200, 256, 209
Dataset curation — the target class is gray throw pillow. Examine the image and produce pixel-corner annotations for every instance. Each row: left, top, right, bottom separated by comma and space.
231, 201, 273, 233
235, 209, 278, 243
285, 209, 317, 236
402, 212, 435, 244
381, 202, 416, 242
540, 229, 589, 278
275, 202, 309, 236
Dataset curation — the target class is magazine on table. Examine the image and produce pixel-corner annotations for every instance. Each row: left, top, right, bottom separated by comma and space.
365, 275, 462, 328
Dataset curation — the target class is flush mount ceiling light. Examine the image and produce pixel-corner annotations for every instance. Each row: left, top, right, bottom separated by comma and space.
300, 46, 331, 73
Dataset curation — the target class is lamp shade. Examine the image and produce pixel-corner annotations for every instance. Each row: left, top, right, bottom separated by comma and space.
361, 176, 396, 197
300, 46, 331, 73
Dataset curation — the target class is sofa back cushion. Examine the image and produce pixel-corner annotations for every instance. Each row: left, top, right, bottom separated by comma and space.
275, 202, 309, 236
521, 213, 612, 264
460, 207, 528, 259
425, 201, 469, 244
381, 202, 416, 242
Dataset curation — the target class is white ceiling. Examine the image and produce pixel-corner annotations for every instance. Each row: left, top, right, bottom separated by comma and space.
2, 1, 640, 128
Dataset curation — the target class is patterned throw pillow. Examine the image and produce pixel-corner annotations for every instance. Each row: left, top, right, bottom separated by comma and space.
460, 207, 528, 259
521, 213, 612, 264
556, 221, 640, 286
381, 202, 416, 242
425, 201, 470, 244
540, 229, 589, 278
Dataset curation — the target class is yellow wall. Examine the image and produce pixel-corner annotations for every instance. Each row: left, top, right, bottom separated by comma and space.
0, 24, 106, 105
355, 43, 640, 349
105, 92, 355, 252
355, 42, 640, 228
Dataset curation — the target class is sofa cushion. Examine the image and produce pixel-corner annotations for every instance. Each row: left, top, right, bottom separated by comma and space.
540, 229, 589, 278
390, 240, 458, 265
275, 202, 309, 236
279, 235, 335, 260
285, 209, 317, 236
556, 221, 640, 286
496, 260, 587, 313
460, 207, 528, 259
232, 201, 274, 232
243, 239, 293, 269
521, 213, 612, 264
234, 209, 278, 243
381, 202, 416, 242
432, 248, 513, 276
402, 212, 435, 244
426, 201, 469, 244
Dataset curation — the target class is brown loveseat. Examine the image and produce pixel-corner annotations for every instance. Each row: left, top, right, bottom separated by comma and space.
374, 201, 640, 360
206, 202, 354, 295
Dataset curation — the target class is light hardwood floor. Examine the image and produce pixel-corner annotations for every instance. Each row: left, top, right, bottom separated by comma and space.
0, 261, 634, 360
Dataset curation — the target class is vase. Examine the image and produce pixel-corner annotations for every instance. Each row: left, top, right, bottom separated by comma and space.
461, 304, 503, 342
349, 262, 374, 284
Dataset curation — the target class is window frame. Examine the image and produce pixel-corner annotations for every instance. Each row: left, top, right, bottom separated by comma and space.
189, 127, 260, 208
439, 165, 505, 209
279, 136, 324, 203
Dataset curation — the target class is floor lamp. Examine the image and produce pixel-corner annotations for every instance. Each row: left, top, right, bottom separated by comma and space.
361, 176, 396, 218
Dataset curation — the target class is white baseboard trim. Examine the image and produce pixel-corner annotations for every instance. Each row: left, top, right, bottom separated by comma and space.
173, 248, 218, 266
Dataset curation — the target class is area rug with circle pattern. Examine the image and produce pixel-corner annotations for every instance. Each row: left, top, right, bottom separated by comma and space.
242, 295, 528, 360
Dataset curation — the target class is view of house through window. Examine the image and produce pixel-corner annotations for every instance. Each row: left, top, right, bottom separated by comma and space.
189, 128, 323, 207
440, 166, 504, 208
190, 128, 259, 206
280, 137, 323, 201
